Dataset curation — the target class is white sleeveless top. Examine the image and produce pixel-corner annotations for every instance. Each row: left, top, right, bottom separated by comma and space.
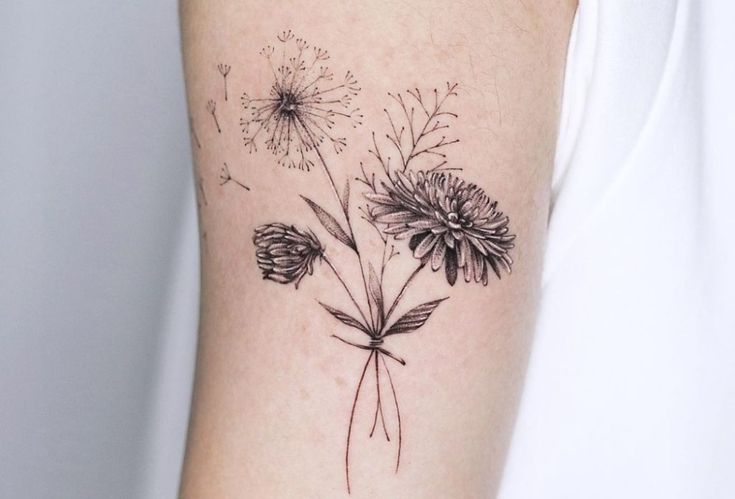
500, 1, 735, 498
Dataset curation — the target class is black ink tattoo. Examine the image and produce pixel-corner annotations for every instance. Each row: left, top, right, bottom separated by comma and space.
207, 99, 221, 134
197, 174, 208, 207
189, 114, 202, 149
218, 63, 231, 101
219, 162, 250, 191
383, 83, 461, 173
239, 32, 515, 494
240, 29, 362, 171
366, 171, 514, 285
201, 230, 209, 255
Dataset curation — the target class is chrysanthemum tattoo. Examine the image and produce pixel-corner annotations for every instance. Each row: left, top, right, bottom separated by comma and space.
236, 31, 516, 494
240, 29, 363, 171
366, 170, 515, 286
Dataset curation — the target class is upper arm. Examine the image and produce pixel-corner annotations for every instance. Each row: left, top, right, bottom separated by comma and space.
179, 1, 575, 497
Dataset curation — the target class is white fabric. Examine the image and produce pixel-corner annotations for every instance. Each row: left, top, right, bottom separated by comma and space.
500, 1, 735, 498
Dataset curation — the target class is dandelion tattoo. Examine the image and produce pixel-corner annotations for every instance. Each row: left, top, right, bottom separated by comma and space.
237, 32, 515, 494
207, 99, 221, 134
240, 29, 363, 171
217, 63, 231, 101
219, 162, 250, 191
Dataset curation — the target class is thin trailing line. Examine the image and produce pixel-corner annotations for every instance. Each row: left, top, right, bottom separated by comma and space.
369, 351, 390, 441
382, 262, 426, 329
345, 350, 374, 495
322, 255, 370, 330
381, 353, 402, 473
312, 143, 376, 335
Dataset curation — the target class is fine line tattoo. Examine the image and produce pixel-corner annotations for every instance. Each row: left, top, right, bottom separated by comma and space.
234, 32, 516, 494
240, 29, 362, 171
197, 175, 208, 207
207, 99, 221, 134
218, 63, 231, 101
189, 114, 202, 149
219, 162, 250, 191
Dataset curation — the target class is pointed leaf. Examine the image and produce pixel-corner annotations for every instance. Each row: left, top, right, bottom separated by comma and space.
383, 297, 448, 336
301, 195, 356, 251
319, 302, 369, 334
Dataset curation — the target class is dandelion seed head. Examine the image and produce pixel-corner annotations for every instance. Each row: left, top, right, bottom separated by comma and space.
241, 32, 362, 172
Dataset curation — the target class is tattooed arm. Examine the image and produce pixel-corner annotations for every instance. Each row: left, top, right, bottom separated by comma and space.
179, 1, 576, 497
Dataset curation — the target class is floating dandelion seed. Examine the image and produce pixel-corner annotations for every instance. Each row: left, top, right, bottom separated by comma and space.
219, 162, 250, 191
197, 175, 208, 207
217, 63, 231, 101
206, 99, 221, 134
240, 32, 363, 171
188, 115, 201, 149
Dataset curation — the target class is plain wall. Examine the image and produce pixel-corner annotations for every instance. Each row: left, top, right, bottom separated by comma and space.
0, 2, 197, 498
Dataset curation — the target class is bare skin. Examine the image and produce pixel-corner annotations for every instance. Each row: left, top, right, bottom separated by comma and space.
179, 1, 576, 497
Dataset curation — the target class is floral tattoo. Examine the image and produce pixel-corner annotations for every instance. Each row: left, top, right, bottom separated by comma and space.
240, 29, 362, 171
233, 32, 516, 494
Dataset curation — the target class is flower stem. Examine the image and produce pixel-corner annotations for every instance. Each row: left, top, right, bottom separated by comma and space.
345, 350, 374, 495
382, 261, 427, 331
322, 255, 371, 331
313, 144, 376, 334
369, 351, 390, 441
381, 353, 402, 473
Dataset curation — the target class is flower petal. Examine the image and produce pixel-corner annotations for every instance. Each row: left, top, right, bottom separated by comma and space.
431, 240, 447, 271
364, 193, 395, 205
445, 249, 458, 286
414, 233, 438, 259
376, 210, 421, 224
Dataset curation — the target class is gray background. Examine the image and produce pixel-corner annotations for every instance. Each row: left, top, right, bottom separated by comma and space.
0, 1, 196, 498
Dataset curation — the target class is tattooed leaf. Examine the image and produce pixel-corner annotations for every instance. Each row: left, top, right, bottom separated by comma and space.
368, 264, 384, 328
383, 297, 448, 336
301, 195, 356, 251
319, 302, 369, 335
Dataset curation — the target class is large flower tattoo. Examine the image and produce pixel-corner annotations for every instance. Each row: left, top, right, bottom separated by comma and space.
366, 171, 516, 285
238, 41, 516, 490
240, 30, 362, 171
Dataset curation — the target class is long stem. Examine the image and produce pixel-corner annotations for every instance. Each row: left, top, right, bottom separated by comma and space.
369, 352, 390, 441
381, 354, 402, 473
382, 262, 426, 329
345, 350, 374, 495
312, 145, 352, 236
313, 144, 376, 333
322, 255, 370, 330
